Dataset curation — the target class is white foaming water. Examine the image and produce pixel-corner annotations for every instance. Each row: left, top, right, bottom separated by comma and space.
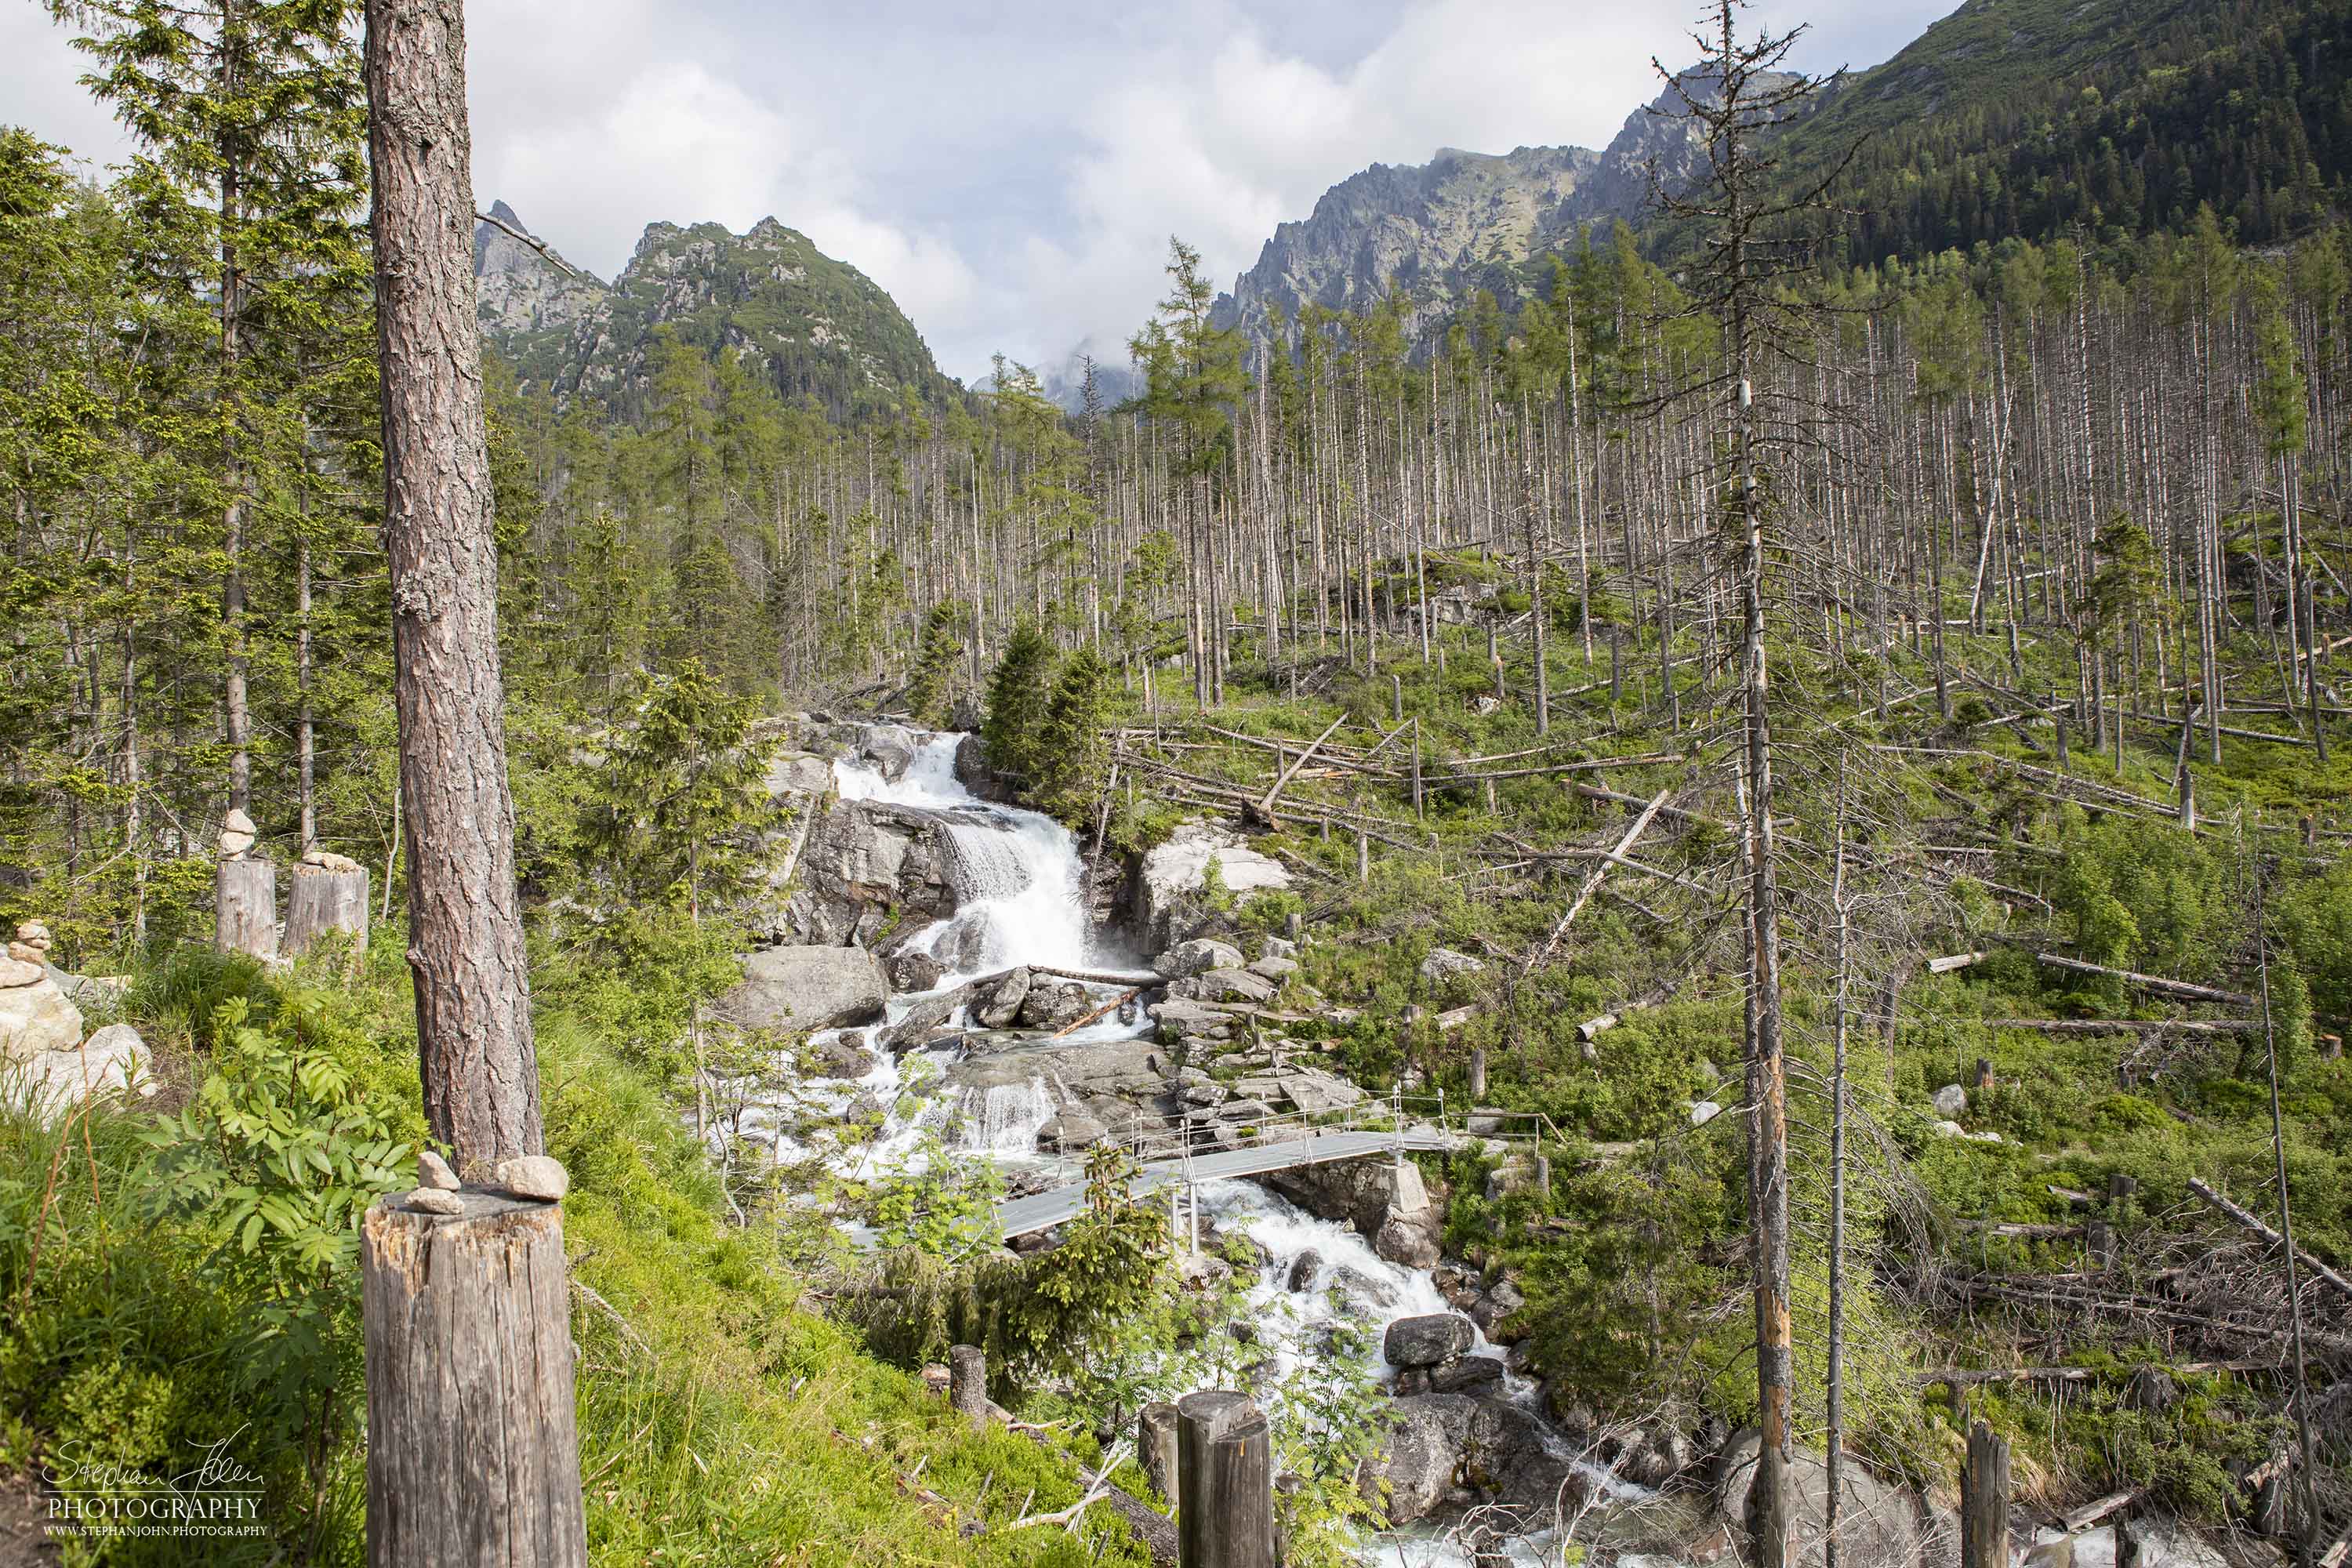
835, 733, 1105, 980
960, 1077, 1059, 1152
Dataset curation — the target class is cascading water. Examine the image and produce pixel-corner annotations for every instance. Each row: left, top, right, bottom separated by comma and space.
835, 734, 1102, 981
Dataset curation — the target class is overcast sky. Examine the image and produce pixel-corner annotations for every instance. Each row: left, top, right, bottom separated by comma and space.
7, 0, 1956, 384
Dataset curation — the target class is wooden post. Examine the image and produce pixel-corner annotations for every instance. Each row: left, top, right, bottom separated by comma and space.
1974, 1057, 1994, 1091
2086, 1217, 2115, 1272
285, 866, 370, 958
2054, 716, 2070, 770
1139, 1401, 1179, 1502
363, 1192, 585, 1566
1961, 1421, 2011, 1568
1176, 1390, 1276, 1568
216, 858, 278, 960
949, 1345, 989, 1428
1410, 717, 1424, 820
1468, 1047, 1487, 1099
1391, 672, 1403, 722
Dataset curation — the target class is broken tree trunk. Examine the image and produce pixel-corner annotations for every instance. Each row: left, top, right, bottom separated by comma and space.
949, 1345, 989, 1428
2034, 953, 2257, 1007
285, 866, 369, 958
1247, 714, 1346, 828
2187, 1178, 2352, 1301
1961, 1423, 2011, 1568
216, 858, 277, 960
362, 1191, 585, 1567
1523, 789, 1671, 974
1981, 1018, 2258, 1035
1926, 951, 1985, 975
1174, 1390, 1276, 1568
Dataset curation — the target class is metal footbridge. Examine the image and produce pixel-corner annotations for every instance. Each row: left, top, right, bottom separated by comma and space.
995, 1124, 1464, 1238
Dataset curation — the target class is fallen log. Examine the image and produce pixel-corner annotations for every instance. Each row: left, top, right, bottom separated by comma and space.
2186, 1177, 2352, 1301
1523, 789, 1671, 975
2034, 953, 2256, 1008
1048, 987, 1144, 1040
2063, 1490, 2146, 1533
1250, 715, 1348, 826
1980, 1018, 2257, 1035
1928, 951, 1987, 975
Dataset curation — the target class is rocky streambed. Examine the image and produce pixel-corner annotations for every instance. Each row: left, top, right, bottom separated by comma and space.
706, 724, 2220, 1568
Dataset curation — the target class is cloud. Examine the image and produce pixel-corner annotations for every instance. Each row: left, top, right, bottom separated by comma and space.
11, 0, 1958, 385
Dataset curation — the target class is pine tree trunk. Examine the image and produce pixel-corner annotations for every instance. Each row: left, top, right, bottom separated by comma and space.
365, 0, 544, 1171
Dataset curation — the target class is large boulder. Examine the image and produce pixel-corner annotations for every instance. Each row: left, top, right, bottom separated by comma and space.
719, 946, 887, 1033
1419, 947, 1485, 983
1127, 822, 1290, 953
1714, 1431, 1918, 1568
857, 724, 918, 782
1265, 1155, 1433, 1242
768, 800, 960, 948
1364, 1393, 1575, 1528
951, 732, 1019, 805
0, 962, 82, 1061
5, 1022, 152, 1123
765, 752, 835, 799
974, 967, 1031, 1028
1167, 967, 1276, 1006
1385, 1312, 1475, 1370
1018, 981, 1091, 1031
1154, 938, 1244, 979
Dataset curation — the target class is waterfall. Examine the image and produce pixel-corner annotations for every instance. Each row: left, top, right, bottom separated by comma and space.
954, 1076, 1058, 1152
836, 733, 1110, 981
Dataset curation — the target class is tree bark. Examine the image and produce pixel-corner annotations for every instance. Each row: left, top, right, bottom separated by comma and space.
361, 1193, 586, 1567
365, 0, 543, 1170
1174, 1391, 1275, 1568
215, 858, 277, 960
285, 866, 370, 958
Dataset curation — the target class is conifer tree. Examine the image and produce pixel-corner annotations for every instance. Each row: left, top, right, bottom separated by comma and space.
981, 619, 1056, 783
1034, 646, 1111, 824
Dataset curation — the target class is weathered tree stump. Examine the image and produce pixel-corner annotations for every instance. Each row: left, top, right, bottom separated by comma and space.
1468, 1047, 1488, 1099
362, 1192, 586, 1568
1138, 1400, 1179, 1502
216, 858, 278, 960
286, 866, 369, 958
1962, 1421, 2011, 1568
949, 1345, 989, 1428
1533, 1153, 1552, 1200
1176, 1389, 1274, 1568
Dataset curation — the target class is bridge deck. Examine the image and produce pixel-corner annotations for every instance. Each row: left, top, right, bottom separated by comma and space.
993, 1128, 1459, 1238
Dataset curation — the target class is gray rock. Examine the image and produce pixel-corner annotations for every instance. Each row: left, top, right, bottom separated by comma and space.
1365, 1393, 1572, 1528
1261, 935, 1298, 960
1468, 1278, 1526, 1337
1418, 946, 1484, 982
1038, 1111, 1110, 1152
1430, 1356, 1506, 1395
1286, 1249, 1322, 1292
402, 1187, 465, 1215
721, 944, 888, 1034
975, 967, 1031, 1028
768, 798, 961, 948
1247, 955, 1299, 982
0, 972, 82, 1060
1714, 1429, 1918, 1568
1690, 1099, 1723, 1126
764, 752, 835, 798
880, 989, 963, 1052
800, 1034, 872, 1080
1376, 1210, 1443, 1269
1155, 938, 1244, 978
887, 949, 946, 994
1384, 1312, 1476, 1370
1128, 822, 1291, 952
417, 1150, 462, 1190
1931, 1083, 1969, 1117
3, 1023, 152, 1123
858, 724, 917, 782
490, 1154, 571, 1201
1167, 967, 1277, 1006
1150, 998, 1229, 1041
1278, 1069, 1363, 1116
1017, 980, 1090, 1031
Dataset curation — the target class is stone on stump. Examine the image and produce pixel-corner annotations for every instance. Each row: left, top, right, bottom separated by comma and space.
949, 1344, 989, 1428
1176, 1389, 1275, 1568
362, 1190, 586, 1568
216, 857, 278, 960
285, 866, 369, 959
1139, 1400, 1179, 1502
